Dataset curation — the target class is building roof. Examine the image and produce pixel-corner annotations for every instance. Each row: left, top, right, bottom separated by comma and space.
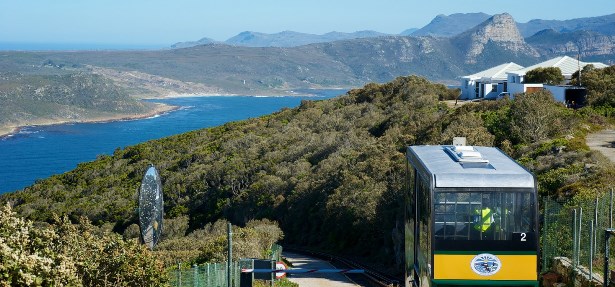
462, 62, 524, 81
407, 145, 535, 189
509, 56, 609, 76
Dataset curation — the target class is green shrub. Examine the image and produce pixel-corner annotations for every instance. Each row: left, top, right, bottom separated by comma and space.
0, 204, 167, 287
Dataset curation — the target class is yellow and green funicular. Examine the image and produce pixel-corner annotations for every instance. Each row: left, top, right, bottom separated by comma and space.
405, 145, 539, 287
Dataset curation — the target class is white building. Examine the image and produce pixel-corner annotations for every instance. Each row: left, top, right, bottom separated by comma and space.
460, 62, 524, 100
506, 56, 609, 96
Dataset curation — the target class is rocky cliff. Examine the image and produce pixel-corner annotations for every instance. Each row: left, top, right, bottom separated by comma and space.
527, 29, 615, 61
454, 13, 540, 64
411, 12, 492, 37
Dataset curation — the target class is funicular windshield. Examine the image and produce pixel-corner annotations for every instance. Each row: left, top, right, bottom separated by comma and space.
434, 191, 535, 241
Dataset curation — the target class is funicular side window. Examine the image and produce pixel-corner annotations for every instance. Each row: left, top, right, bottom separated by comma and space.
434, 191, 535, 241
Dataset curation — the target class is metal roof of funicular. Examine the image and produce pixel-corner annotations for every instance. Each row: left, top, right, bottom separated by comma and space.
407, 145, 535, 189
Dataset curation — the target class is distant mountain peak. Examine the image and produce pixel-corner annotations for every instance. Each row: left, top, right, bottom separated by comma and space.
224, 30, 388, 47
412, 12, 492, 37
518, 13, 615, 37
477, 13, 524, 42
456, 13, 539, 64
171, 37, 218, 49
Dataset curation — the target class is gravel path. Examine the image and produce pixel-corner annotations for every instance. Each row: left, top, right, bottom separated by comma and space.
586, 130, 615, 162
283, 251, 359, 287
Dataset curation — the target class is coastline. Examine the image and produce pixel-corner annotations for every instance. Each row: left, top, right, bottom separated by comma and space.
0, 102, 178, 139
140, 87, 348, 99
0, 87, 347, 139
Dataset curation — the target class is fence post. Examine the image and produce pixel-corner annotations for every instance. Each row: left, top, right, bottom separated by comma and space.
573, 209, 578, 268
578, 207, 583, 267
206, 263, 210, 286
610, 189, 613, 229
542, 197, 549, 271
595, 197, 599, 255
178, 262, 182, 287
193, 264, 198, 287
228, 223, 233, 287
590, 220, 594, 281
605, 229, 614, 287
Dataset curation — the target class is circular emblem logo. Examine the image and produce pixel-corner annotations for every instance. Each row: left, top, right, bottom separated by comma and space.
470, 253, 501, 276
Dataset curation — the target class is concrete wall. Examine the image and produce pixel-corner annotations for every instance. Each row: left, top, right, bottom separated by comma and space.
460, 78, 475, 100
544, 85, 567, 103
545, 257, 610, 287
508, 83, 543, 96
461, 79, 508, 100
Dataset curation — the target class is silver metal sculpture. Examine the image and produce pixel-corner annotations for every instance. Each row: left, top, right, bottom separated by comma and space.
139, 165, 163, 250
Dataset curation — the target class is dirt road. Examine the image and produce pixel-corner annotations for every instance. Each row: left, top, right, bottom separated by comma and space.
283, 251, 359, 287
586, 130, 615, 162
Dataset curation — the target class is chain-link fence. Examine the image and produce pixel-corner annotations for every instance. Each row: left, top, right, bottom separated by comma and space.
542, 190, 615, 281
168, 244, 283, 287
168, 261, 241, 287
269, 244, 282, 262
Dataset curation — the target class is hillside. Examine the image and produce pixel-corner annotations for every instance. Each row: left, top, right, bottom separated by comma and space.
518, 13, 615, 37
0, 13, 613, 137
168, 13, 615, 48
225, 30, 388, 47
526, 29, 615, 60
1, 13, 613, 96
173, 30, 390, 49
3, 67, 615, 270
0, 72, 164, 135
0, 33, 539, 94
171, 37, 218, 49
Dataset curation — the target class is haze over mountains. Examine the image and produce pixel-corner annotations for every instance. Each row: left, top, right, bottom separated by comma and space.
172, 31, 388, 48
150, 13, 615, 89
3, 12, 613, 102
171, 13, 615, 48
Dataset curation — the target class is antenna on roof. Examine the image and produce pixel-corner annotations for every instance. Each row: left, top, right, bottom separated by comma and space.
577, 53, 582, 86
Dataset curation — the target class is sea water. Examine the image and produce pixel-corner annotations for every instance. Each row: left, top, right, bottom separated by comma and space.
0, 90, 343, 194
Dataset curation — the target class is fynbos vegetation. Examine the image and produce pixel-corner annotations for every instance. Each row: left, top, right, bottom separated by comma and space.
0, 204, 167, 287
0, 72, 153, 130
2, 67, 614, 281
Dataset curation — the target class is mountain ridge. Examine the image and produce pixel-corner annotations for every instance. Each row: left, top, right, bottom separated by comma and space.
526, 29, 615, 59
453, 13, 540, 64
411, 12, 492, 37
171, 30, 390, 48
170, 13, 615, 48
518, 13, 615, 37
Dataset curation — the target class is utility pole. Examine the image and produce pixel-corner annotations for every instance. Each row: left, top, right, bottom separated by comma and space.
577, 53, 582, 86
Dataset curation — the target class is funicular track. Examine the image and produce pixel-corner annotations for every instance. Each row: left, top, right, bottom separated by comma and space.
284, 247, 401, 287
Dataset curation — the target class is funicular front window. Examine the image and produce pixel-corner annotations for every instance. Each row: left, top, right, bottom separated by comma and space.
434, 191, 535, 241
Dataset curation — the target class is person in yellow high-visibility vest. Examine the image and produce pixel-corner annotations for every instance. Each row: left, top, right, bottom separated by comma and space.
473, 207, 495, 233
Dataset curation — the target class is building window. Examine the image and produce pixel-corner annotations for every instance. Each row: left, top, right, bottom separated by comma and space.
475, 82, 479, 98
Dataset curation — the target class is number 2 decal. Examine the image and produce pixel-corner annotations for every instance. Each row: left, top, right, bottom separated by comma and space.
520, 233, 527, 241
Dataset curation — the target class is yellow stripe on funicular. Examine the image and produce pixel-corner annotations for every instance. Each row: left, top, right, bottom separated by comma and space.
434, 254, 537, 280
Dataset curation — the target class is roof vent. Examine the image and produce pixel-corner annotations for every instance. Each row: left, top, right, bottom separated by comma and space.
445, 146, 489, 164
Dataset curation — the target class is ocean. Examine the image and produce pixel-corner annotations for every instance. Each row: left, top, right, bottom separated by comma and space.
0, 90, 344, 194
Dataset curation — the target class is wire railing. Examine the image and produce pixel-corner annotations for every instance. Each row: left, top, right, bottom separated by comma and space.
168, 244, 283, 287
542, 189, 615, 282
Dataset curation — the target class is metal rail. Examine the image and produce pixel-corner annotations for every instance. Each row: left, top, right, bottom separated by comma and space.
284, 247, 401, 287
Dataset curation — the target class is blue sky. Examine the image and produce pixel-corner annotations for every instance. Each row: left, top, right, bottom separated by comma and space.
0, 0, 612, 46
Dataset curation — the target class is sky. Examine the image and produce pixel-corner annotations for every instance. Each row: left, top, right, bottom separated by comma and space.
0, 0, 612, 48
